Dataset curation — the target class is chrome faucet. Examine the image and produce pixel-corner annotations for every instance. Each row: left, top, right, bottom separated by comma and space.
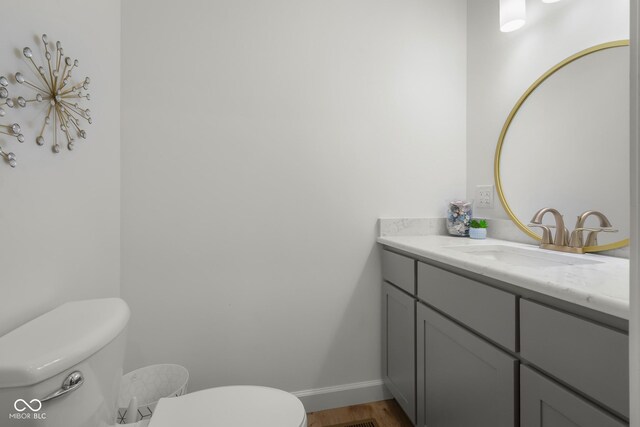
528, 208, 617, 254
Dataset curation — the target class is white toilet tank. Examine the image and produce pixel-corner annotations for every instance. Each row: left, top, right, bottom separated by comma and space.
0, 298, 130, 427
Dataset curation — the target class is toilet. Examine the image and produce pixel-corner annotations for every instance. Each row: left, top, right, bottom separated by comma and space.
0, 298, 307, 427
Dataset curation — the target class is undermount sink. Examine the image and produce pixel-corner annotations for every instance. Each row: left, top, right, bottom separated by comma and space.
444, 244, 603, 268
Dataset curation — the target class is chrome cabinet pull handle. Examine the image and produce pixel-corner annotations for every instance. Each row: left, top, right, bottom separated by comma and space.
41, 371, 84, 403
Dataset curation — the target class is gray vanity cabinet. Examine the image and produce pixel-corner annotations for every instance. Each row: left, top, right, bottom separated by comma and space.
417, 262, 517, 351
382, 281, 416, 424
381, 247, 628, 427
520, 299, 629, 418
416, 303, 517, 427
521, 366, 626, 427
382, 250, 415, 294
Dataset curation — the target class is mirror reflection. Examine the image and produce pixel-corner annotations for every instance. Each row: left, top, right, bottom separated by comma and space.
496, 43, 630, 251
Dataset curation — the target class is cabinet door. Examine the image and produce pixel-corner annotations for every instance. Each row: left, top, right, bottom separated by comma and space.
520, 299, 628, 418
382, 282, 416, 424
416, 303, 517, 427
521, 365, 627, 427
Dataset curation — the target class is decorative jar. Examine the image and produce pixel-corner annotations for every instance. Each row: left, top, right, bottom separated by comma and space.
446, 200, 473, 237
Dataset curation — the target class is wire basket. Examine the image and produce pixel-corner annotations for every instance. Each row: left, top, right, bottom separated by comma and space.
117, 364, 189, 424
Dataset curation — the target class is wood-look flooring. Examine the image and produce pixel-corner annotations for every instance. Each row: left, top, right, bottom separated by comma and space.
307, 400, 413, 427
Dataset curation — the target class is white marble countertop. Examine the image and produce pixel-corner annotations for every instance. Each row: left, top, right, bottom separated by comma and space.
377, 235, 630, 319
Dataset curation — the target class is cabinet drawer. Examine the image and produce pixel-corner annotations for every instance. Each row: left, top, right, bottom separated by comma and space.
382, 250, 415, 294
521, 365, 626, 427
417, 262, 516, 351
520, 299, 628, 418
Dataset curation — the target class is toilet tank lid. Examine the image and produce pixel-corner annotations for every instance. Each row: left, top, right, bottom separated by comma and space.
0, 298, 130, 388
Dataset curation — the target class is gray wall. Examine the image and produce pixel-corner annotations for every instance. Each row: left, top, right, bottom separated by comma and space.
466, 0, 629, 220
0, 0, 121, 337
121, 0, 467, 403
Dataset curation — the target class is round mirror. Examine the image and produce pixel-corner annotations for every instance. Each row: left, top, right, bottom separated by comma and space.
495, 41, 630, 252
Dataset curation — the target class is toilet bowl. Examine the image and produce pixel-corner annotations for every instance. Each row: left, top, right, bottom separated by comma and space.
0, 298, 307, 427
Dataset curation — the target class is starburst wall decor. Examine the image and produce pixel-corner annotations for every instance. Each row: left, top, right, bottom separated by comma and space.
15, 34, 91, 154
0, 76, 23, 168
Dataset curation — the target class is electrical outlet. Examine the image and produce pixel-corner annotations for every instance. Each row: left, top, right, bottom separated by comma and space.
476, 185, 494, 209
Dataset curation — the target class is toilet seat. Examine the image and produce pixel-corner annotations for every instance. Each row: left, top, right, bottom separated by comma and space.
147, 385, 307, 427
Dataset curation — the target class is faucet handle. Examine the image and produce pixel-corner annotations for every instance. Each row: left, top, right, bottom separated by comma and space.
528, 224, 554, 244
569, 227, 598, 248
569, 227, 618, 248
584, 227, 618, 247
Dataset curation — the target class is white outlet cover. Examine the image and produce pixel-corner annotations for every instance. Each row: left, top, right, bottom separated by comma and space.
476, 185, 494, 209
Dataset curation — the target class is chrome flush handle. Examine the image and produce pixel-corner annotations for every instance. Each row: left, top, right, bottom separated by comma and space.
40, 371, 84, 403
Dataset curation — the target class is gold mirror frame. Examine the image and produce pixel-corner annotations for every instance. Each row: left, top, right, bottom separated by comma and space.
494, 40, 631, 253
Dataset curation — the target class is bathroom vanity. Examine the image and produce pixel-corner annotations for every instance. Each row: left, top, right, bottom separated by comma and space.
379, 235, 629, 427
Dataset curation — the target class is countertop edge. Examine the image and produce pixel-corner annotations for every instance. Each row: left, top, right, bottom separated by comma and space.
377, 236, 630, 321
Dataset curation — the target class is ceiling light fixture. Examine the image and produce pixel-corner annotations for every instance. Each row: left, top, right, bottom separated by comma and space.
500, 0, 527, 32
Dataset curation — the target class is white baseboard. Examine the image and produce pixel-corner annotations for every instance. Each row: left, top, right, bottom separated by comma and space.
292, 379, 392, 413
